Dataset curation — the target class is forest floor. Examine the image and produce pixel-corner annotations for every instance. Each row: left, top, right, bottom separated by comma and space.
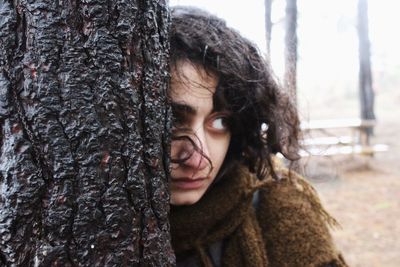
303, 110, 400, 266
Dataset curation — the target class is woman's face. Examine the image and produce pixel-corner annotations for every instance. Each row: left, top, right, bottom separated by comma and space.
169, 61, 231, 206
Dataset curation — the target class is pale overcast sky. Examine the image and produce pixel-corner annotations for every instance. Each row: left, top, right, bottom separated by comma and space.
169, 0, 400, 119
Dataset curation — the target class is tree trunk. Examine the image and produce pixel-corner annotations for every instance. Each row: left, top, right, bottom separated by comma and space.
357, 0, 375, 137
0, 0, 174, 266
264, 0, 273, 57
284, 0, 298, 104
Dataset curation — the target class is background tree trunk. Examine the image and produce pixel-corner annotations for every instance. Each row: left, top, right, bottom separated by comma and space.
357, 0, 375, 136
0, 0, 174, 266
284, 0, 298, 104
264, 0, 273, 57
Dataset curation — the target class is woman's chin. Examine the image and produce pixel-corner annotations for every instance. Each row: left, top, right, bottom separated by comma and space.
170, 190, 204, 206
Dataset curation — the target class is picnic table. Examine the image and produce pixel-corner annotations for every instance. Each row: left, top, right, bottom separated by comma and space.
300, 118, 388, 157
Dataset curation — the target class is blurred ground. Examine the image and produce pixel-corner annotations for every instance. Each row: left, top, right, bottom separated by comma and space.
303, 112, 400, 266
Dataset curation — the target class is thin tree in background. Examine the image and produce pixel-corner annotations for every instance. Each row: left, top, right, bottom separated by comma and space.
265, 0, 273, 56
357, 0, 375, 136
0, 1, 174, 266
284, 0, 298, 103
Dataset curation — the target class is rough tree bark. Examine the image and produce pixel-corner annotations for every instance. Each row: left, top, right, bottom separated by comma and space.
264, 0, 272, 57
284, 0, 297, 104
0, 0, 174, 266
357, 0, 375, 136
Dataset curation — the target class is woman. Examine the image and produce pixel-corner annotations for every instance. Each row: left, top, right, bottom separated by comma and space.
169, 6, 347, 267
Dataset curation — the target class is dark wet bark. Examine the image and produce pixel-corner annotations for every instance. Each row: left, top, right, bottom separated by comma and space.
0, 0, 174, 266
284, 0, 297, 104
357, 0, 375, 136
264, 0, 272, 57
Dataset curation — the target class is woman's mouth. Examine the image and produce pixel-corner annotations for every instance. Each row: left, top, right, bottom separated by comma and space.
171, 177, 207, 190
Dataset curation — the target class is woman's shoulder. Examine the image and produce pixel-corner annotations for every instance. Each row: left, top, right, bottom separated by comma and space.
263, 159, 337, 223
258, 159, 339, 241
256, 158, 348, 266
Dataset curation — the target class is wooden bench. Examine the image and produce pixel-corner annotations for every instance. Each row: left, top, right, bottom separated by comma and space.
300, 118, 388, 157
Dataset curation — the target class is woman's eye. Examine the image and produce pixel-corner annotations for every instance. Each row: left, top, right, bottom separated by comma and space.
211, 118, 225, 129
172, 111, 187, 129
209, 116, 230, 132
171, 103, 192, 129
172, 115, 183, 128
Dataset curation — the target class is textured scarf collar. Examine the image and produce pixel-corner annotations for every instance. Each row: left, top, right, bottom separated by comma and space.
170, 166, 269, 266
169, 163, 348, 267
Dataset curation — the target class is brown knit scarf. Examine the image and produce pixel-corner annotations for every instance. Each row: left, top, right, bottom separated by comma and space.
170, 167, 268, 267
169, 164, 348, 267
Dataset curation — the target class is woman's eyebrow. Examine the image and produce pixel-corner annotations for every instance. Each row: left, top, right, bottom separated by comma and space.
171, 102, 197, 116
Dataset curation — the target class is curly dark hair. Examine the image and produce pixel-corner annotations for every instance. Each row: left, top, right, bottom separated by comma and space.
170, 6, 301, 180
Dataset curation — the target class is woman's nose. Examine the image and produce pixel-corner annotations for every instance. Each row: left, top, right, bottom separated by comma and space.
179, 131, 210, 171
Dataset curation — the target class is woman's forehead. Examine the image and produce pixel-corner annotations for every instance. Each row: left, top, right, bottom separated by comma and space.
170, 61, 218, 99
